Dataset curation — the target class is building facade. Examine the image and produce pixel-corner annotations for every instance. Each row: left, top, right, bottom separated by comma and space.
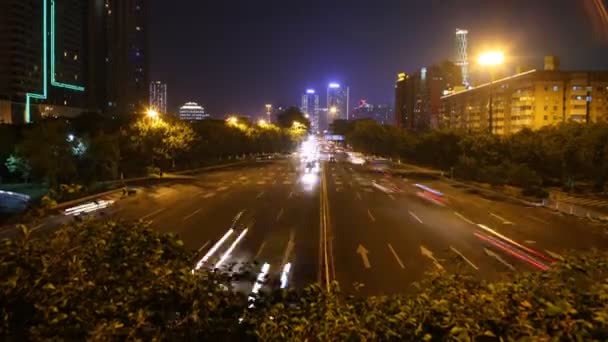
301, 89, 320, 132
149, 81, 167, 113
455, 28, 469, 86
351, 100, 393, 125
439, 64, 608, 134
327, 83, 350, 123
179, 102, 208, 121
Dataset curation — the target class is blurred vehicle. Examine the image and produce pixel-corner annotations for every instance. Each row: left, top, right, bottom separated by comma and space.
414, 183, 447, 206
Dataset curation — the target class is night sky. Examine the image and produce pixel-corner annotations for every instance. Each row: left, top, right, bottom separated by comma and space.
149, 0, 608, 117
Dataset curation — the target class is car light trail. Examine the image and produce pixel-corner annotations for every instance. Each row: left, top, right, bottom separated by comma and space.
414, 183, 443, 197
248, 262, 270, 308
215, 228, 248, 269
193, 229, 234, 272
64, 200, 114, 216
280, 262, 292, 289
474, 231, 550, 271
477, 224, 554, 263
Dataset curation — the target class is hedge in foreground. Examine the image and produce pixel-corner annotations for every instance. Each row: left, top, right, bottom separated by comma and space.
1, 220, 607, 341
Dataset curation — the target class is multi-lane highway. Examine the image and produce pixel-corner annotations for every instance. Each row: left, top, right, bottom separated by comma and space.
6, 149, 608, 297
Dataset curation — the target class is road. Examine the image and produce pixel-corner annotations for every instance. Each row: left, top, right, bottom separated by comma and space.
5, 156, 608, 296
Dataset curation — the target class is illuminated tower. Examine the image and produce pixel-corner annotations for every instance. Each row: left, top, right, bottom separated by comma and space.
455, 28, 469, 86
149, 81, 167, 113
301, 89, 320, 132
327, 83, 349, 123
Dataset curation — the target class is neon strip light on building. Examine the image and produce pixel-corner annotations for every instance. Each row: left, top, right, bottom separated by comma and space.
25, 0, 84, 123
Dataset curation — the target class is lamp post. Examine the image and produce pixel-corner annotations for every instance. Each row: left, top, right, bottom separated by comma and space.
478, 51, 504, 134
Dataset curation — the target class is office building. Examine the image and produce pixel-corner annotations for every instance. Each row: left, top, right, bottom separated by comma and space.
179, 102, 208, 121
439, 58, 608, 135
149, 81, 167, 113
455, 28, 469, 86
301, 89, 320, 132
327, 83, 350, 123
394, 62, 462, 130
351, 100, 392, 125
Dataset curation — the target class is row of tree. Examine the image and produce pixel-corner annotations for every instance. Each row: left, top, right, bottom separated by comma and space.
333, 119, 608, 194
0, 108, 310, 189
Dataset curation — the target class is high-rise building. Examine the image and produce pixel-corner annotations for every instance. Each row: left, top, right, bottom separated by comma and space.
301, 89, 320, 132
455, 28, 469, 86
327, 83, 349, 123
439, 59, 608, 135
351, 100, 393, 125
149, 81, 167, 113
103, 0, 149, 116
179, 102, 208, 121
0, 0, 87, 123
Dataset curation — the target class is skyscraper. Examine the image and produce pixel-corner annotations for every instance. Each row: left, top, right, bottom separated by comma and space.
455, 28, 469, 86
301, 89, 320, 132
327, 83, 349, 123
149, 81, 167, 113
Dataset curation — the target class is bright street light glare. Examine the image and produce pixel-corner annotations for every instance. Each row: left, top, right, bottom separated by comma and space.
147, 109, 159, 118
478, 51, 505, 66
227, 116, 238, 125
329, 106, 338, 114
258, 119, 267, 126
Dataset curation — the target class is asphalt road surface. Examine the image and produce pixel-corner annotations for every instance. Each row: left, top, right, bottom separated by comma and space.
6, 157, 608, 296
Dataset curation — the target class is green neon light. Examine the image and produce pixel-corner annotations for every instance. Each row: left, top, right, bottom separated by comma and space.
25, 0, 48, 123
50, 0, 84, 91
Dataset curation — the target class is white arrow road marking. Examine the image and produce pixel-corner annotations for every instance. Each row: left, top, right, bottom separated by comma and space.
183, 208, 202, 221
450, 246, 479, 270
484, 248, 516, 271
409, 211, 423, 224
420, 245, 444, 271
367, 209, 376, 222
454, 212, 475, 225
388, 244, 405, 269
356, 244, 371, 269
490, 213, 513, 225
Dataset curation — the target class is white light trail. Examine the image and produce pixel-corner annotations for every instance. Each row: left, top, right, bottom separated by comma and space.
248, 263, 270, 308
193, 229, 234, 272
64, 200, 114, 216
280, 262, 292, 289
215, 228, 248, 269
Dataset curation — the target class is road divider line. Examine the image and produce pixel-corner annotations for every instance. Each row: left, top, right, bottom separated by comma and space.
254, 241, 266, 259
183, 208, 202, 221
202, 192, 216, 199
490, 212, 513, 225
450, 246, 479, 270
215, 228, 248, 269
545, 249, 564, 261
388, 244, 405, 269
256, 191, 265, 199
367, 209, 376, 222
454, 212, 475, 225
276, 208, 284, 222
197, 240, 210, 253
217, 186, 230, 192
140, 207, 167, 220
409, 211, 423, 224
193, 229, 234, 272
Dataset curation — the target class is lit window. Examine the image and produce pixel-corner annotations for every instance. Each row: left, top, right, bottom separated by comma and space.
572, 86, 583, 91
64, 51, 68, 57
553, 85, 559, 92
136, 26, 141, 31
73, 54, 78, 61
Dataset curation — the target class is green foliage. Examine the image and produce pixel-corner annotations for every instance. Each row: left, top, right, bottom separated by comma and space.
276, 107, 310, 129
2, 220, 607, 340
5, 154, 31, 183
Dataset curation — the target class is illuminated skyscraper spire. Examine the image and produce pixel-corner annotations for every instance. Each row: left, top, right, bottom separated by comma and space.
455, 28, 469, 86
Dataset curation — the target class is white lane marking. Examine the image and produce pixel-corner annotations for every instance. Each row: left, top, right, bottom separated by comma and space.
335, 181, 343, 185
140, 207, 167, 220
197, 240, 210, 253
356, 192, 362, 200
257, 181, 266, 185
276, 208, 284, 222
183, 208, 202, 221
256, 191, 265, 199
490, 212, 513, 225
288, 191, 294, 199
388, 194, 396, 200
409, 211, 423, 224
356, 244, 371, 269
217, 186, 230, 192
280, 230, 296, 271
454, 212, 475, 225
202, 192, 216, 199
367, 209, 376, 222
545, 249, 564, 261
248, 263, 271, 308
283, 180, 292, 185
215, 228, 248, 268
194, 190, 205, 196
484, 248, 516, 271
193, 229, 234, 271
388, 244, 405, 269
525, 240, 536, 244
254, 241, 267, 259
527, 215, 548, 224
450, 246, 479, 270
420, 245, 444, 271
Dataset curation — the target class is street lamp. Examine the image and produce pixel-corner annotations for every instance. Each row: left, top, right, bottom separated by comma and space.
329, 106, 337, 115
478, 51, 504, 134
258, 118, 267, 126
147, 108, 159, 119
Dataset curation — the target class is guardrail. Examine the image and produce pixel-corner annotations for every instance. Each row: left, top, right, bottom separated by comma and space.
542, 199, 608, 222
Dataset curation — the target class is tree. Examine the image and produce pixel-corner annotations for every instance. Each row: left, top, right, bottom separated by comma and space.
276, 107, 310, 129
16, 120, 76, 188
4, 154, 31, 183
